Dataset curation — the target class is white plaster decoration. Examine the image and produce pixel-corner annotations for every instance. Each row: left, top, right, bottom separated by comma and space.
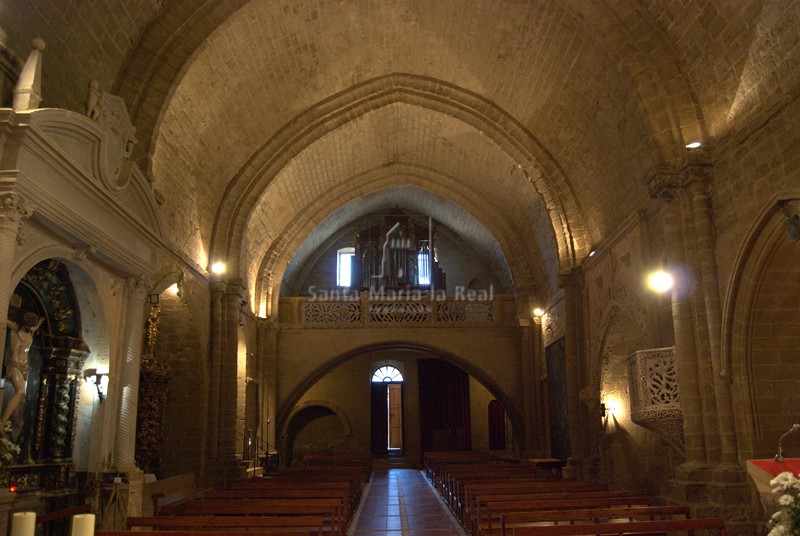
84, 82, 138, 192
0, 192, 34, 228
0, 108, 163, 277
0, 191, 33, 367
12, 38, 45, 112
113, 277, 149, 469
627, 347, 685, 453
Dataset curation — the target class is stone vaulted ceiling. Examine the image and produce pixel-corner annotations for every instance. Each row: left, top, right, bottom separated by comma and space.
6, 0, 799, 310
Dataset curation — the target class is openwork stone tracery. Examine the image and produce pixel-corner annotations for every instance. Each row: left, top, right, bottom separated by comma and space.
627, 347, 684, 453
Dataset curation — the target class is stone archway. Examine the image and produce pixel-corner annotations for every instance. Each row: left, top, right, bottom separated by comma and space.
282, 401, 354, 466
723, 194, 800, 458
277, 340, 525, 464
592, 302, 674, 494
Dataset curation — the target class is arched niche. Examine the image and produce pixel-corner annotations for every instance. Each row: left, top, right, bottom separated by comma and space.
723, 194, 800, 459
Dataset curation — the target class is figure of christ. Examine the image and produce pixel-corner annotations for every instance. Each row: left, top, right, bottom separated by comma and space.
1, 312, 44, 432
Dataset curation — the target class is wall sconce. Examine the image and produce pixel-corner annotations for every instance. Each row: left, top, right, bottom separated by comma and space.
84, 368, 109, 402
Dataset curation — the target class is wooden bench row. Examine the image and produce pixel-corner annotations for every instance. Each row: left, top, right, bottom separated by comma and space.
426, 451, 728, 536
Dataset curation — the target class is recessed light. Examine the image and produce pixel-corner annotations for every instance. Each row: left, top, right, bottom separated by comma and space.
685, 141, 702, 149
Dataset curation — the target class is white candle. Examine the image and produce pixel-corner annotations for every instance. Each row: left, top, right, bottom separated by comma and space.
70, 513, 95, 536
11, 512, 36, 536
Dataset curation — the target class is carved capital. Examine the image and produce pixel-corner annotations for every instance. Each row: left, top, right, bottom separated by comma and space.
0, 192, 34, 229
126, 276, 151, 298
646, 164, 680, 202
210, 281, 227, 295
679, 162, 714, 197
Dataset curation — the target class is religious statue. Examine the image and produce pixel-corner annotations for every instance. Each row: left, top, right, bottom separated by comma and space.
1, 312, 44, 431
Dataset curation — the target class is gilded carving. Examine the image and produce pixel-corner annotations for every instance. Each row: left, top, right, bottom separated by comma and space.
135, 305, 171, 473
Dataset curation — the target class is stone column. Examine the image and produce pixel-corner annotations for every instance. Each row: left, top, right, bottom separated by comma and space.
649, 170, 708, 474
0, 192, 32, 358
219, 279, 243, 462
681, 162, 738, 467
206, 281, 226, 460
113, 277, 149, 469
256, 318, 278, 466
519, 317, 537, 456
558, 269, 588, 465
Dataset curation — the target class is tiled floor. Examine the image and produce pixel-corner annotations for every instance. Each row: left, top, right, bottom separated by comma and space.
350, 468, 467, 535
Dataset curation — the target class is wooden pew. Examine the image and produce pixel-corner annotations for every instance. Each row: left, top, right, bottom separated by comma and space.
424, 451, 503, 484
159, 498, 345, 536
99, 529, 317, 536
442, 466, 559, 514
226, 475, 361, 510
485, 497, 655, 536
463, 482, 608, 528
205, 486, 354, 521
299, 452, 371, 482
507, 517, 727, 535
126, 516, 324, 536
469, 490, 632, 536
498, 505, 691, 536
143, 472, 210, 516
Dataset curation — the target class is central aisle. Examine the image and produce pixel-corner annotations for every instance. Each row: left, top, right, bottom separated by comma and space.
350, 468, 468, 535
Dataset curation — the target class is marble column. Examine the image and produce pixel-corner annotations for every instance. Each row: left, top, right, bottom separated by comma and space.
0, 192, 33, 360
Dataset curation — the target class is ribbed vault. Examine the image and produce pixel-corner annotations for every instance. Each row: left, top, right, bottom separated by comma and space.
6, 0, 796, 311
242, 100, 561, 312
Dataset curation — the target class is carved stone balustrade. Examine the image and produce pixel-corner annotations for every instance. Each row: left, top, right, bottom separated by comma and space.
627, 347, 685, 453
279, 293, 517, 329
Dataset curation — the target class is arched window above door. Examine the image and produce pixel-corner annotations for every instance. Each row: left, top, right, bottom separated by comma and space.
371, 366, 403, 382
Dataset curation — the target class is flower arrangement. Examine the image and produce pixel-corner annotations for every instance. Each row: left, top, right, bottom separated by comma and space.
769, 471, 800, 536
